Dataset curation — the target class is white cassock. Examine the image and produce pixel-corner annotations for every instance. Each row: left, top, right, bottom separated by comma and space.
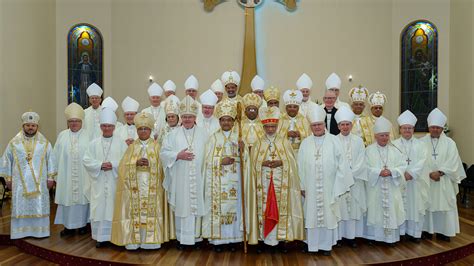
337, 133, 368, 240
115, 123, 138, 143
299, 99, 319, 118
53, 129, 90, 229
82, 136, 127, 242
335, 99, 351, 109
161, 125, 209, 245
0, 132, 56, 239
202, 129, 247, 245
83, 106, 102, 141
298, 133, 354, 252
197, 116, 220, 136
142, 105, 165, 138
392, 137, 430, 238
365, 143, 406, 243
421, 133, 466, 237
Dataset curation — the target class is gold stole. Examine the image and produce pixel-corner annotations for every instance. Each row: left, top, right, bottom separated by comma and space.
278, 113, 310, 150
241, 117, 264, 147
209, 130, 241, 239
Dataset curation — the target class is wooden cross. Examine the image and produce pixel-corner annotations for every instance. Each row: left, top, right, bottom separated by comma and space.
203, 0, 297, 95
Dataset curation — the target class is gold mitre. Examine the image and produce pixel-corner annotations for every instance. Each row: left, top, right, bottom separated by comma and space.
65, 102, 85, 121
263, 86, 281, 102
134, 112, 155, 129
215, 99, 237, 119
259, 106, 280, 125
349, 86, 369, 103
242, 93, 262, 108
22, 111, 40, 125
179, 95, 199, 116
368, 91, 387, 107
164, 95, 180, 115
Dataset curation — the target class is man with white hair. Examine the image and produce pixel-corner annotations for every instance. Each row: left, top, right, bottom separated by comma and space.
365, 117, 406, 246
392, 110, 430, 243
298, 105, 353, 255
83, 83, 103, 141
83, 108, 127, 248
334, 106, 368, 248
279, 89, 310, 155
116, 96, 140, 145
296, 73, 318, 117
421, 108, 466, 242
197, 89, 220, 135
142, 82, 165, 140
53, 103, 91, 237
1, 111, 57, 239
161, 96, 209, 250
251, 75, 267, 108
325, 72, 350, 109
210, 79, 225, 103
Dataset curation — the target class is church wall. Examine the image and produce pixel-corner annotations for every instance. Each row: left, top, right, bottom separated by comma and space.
449, 0, 474, 165
0, 0, 56, 151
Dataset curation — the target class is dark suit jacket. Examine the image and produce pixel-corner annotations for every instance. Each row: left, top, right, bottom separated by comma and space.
324, 106, 340, 135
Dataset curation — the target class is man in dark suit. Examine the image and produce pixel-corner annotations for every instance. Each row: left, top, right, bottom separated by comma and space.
323, 90, 340, 135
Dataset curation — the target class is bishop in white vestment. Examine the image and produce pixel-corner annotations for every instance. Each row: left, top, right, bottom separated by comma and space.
115, 96, 140, 145
53, 103, 91, 236
197, 89, 220, 135
161, 96, 209, 249
392, 110, 430, 242
365, 117, 406, 245
298, 105, 353, 255
83, 83, 103, 141
296, 73, 319, 117
1, 112, 56, 239
82, 108, 127, 247
421, 108, 466, 241
325, 73, 351, 109
334, 106, 368, 247
142, 82, 166, 140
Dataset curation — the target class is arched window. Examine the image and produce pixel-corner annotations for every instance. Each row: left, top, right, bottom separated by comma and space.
401, 20, 438, 132
67, 24, 103, 108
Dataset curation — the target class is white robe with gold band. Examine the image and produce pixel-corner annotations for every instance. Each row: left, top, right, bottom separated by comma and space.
365, 143, 406, 243
53, 129, 91, 230
392, 137, 430, 238
298, 133, 354, 252
0, 132, 57, 239
161, 125, 209, 245
83, 136, 127, 242
202, 128, 249, 245
421, 133, 466, 237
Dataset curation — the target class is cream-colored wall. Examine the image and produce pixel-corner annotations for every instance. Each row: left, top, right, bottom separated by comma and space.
0, 0, 56, 151
449, 0, 474, 164
1, 0, 471, 163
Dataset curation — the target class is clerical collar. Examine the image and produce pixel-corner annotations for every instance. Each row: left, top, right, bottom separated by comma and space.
401, 137, 413, 143
341, 133, 350, 138
184, 126, 195, 131
313, 134, 325, 140
102, 135, 113, 140
127, 123, 134, 126
223, 130, 231, 137
376, 143, 388, 148
139, 139, 149, 145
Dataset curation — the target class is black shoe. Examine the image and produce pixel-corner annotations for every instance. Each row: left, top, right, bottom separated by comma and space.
367, 240, 376, 246
436, 233, 451, 242
256, 244, 264, 254
301, 243, 309, 253
95, 241, 107, 248
409, 236, 421, 244
348, 239, 357, 248
78, 226, 88, 235
421, 232, 433, 240
194, 243, 202, 250
213, 245, 223, 253
228, 243, 237, 252
176, 243, 185, 250
321, 250, 331, 256
60, 228, 75, 237
278, 243, 288, 253
387, 242, 396, 247
336, 240, 343, 247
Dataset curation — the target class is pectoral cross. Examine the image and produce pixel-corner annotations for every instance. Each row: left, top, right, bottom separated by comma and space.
406, 158, 411, 165
203, 0, 297, 95
314, 150, 321, 160
26, 153, 32, 162
432, 152, 438, 160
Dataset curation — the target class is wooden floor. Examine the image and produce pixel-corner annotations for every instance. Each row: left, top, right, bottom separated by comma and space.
1, 197, 474, 265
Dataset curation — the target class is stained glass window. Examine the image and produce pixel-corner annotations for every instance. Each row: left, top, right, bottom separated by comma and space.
401, 20, 438, 132
67, 24, 103, 108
